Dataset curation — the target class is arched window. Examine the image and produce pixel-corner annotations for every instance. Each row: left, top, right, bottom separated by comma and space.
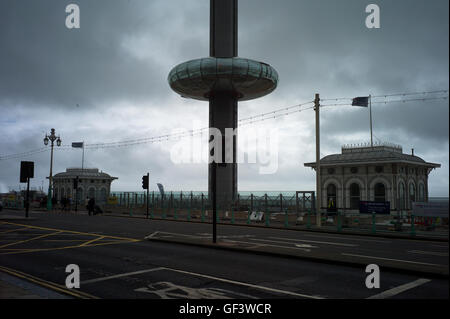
398, 182, 406, 210
327, 184, 337, 210
409, 182, 416, 205
350, 183, 360, 209
61, 188, 65, 199
100, 188, 107, 204
77, 188, 83, 204
374, 183, 385, 202
88, 188, 96, 200
418, 183, 425, 202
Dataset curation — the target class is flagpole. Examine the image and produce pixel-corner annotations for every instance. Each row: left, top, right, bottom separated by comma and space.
82, 141, 85, 170
369, 95, 373, 147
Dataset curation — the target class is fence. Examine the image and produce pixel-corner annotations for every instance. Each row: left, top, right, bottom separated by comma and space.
105, 191, 448, 239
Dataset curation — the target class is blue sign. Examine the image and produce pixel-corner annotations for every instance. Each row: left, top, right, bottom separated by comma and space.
359, 201, 390, 214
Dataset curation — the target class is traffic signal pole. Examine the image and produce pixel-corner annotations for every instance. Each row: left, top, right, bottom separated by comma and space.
74, 176, 79, 212
146, 172, 149, 219
25, 177, 30, 218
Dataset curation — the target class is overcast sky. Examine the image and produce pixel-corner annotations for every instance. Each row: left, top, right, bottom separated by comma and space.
0, 0, 448, 196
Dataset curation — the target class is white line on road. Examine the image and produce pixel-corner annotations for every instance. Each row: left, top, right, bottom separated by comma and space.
222, 239, 311, 252
145, 231, 159, 239
407, 250, 449, 257
269, 237, 358, 247
248, 238, 318, 248
161, 266, 324, 299
81, 267, 165, 285
341, 253, 444, 267
79, 265, 324, 299
146, 231, 203, 239
294, 233, 390, 244
367, 278, 431, 299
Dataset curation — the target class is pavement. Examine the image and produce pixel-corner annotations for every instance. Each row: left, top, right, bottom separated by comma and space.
0, 209, 448, 299
103, 210, 449, 242
145, 230, 449, 277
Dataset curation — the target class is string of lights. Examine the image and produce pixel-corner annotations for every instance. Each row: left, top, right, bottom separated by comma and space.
320, 89, 448, 102
320, 95, 448, 107
1, 89, 448, 160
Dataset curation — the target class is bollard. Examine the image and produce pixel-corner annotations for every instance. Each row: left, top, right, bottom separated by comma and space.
410, 214, 416, 236
337, 211, 342, 232
162, 199, 166, 219
307, 210, 311, 229
371, 212, 376, 233
284, 209, 289, 228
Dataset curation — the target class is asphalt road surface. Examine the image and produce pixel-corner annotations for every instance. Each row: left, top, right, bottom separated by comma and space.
0, 209, 448, 299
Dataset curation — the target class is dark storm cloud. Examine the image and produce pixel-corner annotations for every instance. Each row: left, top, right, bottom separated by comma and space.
0, 0, 208, 109
0, 0, 448, 195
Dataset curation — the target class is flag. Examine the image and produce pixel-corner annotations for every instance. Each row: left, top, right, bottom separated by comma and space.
157, 183, 165, 198
72, 142, 84, 148
352, 96, 369, 107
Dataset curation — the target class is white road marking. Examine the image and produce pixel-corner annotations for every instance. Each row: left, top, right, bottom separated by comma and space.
248, 238, 318, 248
407, 250, 448, 257
146, 231, 203, 239
81, 267, 165, 285
295, 244, 317, 248
367, 278, 431, 299
161, 266, 324, 299
295, 233, 390, 243
341, 253, 444, 267
135, 281, 258, 299
80, 265, 323, 299
144, 231, 159, 239
222, 239, 311, 252
268, 237, 357, 247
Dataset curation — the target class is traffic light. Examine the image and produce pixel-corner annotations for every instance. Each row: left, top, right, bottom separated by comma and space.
20, 161, 34, 183
142, 175, 149, 189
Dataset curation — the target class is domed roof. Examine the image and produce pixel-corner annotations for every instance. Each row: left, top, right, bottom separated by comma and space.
304, 144, 440, 168
53, 168, 117, 179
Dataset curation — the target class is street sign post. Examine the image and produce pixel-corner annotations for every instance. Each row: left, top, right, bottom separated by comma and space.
20, 161, 34, 218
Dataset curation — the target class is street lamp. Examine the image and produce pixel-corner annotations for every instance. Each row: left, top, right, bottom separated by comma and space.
44, 128, 62, 211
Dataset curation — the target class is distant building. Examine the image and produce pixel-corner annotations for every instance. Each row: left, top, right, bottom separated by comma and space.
52, 168, 117, 204
304, 143, 440, 212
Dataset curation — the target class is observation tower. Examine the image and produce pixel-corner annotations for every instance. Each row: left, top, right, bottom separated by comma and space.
168, 0, 279, 203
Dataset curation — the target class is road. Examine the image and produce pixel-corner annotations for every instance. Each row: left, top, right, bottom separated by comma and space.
0, 209, 448, 300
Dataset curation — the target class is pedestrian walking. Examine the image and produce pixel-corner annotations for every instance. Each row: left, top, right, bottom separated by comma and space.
87, 197, 95, 216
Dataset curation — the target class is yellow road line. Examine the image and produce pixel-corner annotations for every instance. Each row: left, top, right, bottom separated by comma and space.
0, 231, 62, 249
80, 236, 105, 247
0, 265, 98, 299
42, 239, 88, 242
0, 239, 141, 255
2, 221, 140, 241
0, 227, 29, 234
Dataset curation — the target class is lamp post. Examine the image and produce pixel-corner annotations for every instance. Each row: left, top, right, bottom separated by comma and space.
44, 128, 61, 211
